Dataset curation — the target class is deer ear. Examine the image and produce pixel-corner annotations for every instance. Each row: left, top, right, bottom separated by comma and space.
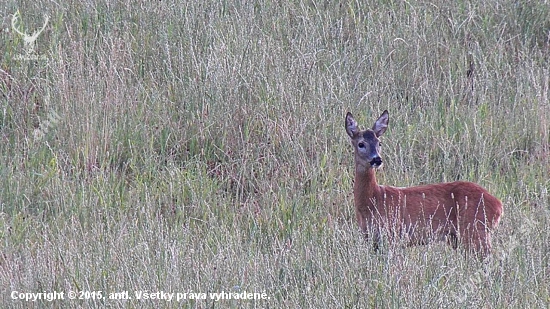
345, 112, 358, 138
372, 110, 389, 137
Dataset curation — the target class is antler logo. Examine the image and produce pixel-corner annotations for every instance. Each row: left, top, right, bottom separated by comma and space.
11, 10, 50, 60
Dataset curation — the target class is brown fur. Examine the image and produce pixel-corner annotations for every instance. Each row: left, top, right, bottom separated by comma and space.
346, 110, 502, 257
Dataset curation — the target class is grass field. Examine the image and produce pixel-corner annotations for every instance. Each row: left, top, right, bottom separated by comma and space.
1, 0, 549, 308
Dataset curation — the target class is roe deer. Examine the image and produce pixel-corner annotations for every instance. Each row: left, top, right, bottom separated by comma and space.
345, 110, 502, 257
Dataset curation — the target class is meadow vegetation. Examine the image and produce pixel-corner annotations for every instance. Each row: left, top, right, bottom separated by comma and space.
1, 0, 549, 308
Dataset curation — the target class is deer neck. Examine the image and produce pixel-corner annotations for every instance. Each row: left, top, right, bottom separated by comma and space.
354, 165, 382, 203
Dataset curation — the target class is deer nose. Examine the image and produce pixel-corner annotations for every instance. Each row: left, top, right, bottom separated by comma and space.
370, 156, 383, 168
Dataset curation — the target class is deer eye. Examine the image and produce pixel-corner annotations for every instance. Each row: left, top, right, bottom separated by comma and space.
358, 142, 365, 148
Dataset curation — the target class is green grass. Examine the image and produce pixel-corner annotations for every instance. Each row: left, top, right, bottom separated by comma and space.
1, 0, 549, 308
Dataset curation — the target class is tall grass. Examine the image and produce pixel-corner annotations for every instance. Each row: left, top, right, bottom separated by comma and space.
1, 0, 549, 308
